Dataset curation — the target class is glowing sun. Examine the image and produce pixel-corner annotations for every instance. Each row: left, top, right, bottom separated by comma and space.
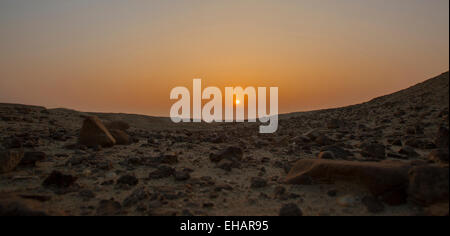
236, 99, 240, 105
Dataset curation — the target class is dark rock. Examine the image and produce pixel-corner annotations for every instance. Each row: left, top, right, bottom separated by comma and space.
148, 165, 175, 179
387, 152, 408, 160
274, 186, 286, 196
123, 187, 150, 207
78, 116, 116, 147
279, 203, 303, 216
360, 142, 386, 159
405, 138, 436, 149
398, 146, 419, 158
209, 146, 243, 163
214, 184, 233, 192
79, 190, 96, 200
42, 171, 77, 188
217, 159, 235, 171
304, 129, 320, 140
109, 129, 130, 145
391, 139, 402, 146
315, 135, 335, 146
116, 175, 139, 186
318, 151, 335, 160
285, 159, 410, 205
96, 199, 122, 216
20, 151, 46, 167
327, 189, 337, 197
0, 149, 24, 173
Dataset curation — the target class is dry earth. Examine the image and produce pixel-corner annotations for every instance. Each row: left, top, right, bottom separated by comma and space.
0, 72, 448, 216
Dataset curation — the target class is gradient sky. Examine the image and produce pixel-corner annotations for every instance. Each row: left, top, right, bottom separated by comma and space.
0, 0, 448, 116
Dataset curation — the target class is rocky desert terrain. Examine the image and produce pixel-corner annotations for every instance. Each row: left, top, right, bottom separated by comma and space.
0, 72, 448, 216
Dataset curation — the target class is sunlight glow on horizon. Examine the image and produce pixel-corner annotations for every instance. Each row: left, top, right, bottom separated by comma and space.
0, 0, 448, 116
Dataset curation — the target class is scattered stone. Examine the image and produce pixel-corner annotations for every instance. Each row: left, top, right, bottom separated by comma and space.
0, 149, 24, 173
148, 165, 175, 179
304, 129, 320, 140
360, 142, 386, 159
174, 170, 190, 181
79, 190, 96, 200
391, 139, 402, 146
210, 146, 243, 171
387, 152, 408, 159
123, 187, 150, 207
160, 154, 178, 164
274, 186, 286, 196
279, 203, 303, 216
250, 177, 268, 188
315, 135, 335, 146
78, 116, 116, 147
405, 138, 436, 149
217, 159, 234, 171
42, 171, 77, 188
209, 146, 243, 163
20, 151, 46, 167
398, 146, 419, 158
214, 184, 233, 192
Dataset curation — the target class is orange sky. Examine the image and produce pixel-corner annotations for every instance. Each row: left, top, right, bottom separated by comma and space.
0, 0, 448, 116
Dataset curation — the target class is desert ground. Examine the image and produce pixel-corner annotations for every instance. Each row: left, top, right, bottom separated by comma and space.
0, 72, 448, 216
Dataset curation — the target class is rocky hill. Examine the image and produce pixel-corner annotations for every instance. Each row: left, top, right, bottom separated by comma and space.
0, 72, 448, 216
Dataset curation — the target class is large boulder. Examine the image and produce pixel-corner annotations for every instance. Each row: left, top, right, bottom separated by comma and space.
0, 149, 24, 173
109, 129, 131, 145
78, 116, 116, 147
408, 166, 449, 206
285, 159, 410, 204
